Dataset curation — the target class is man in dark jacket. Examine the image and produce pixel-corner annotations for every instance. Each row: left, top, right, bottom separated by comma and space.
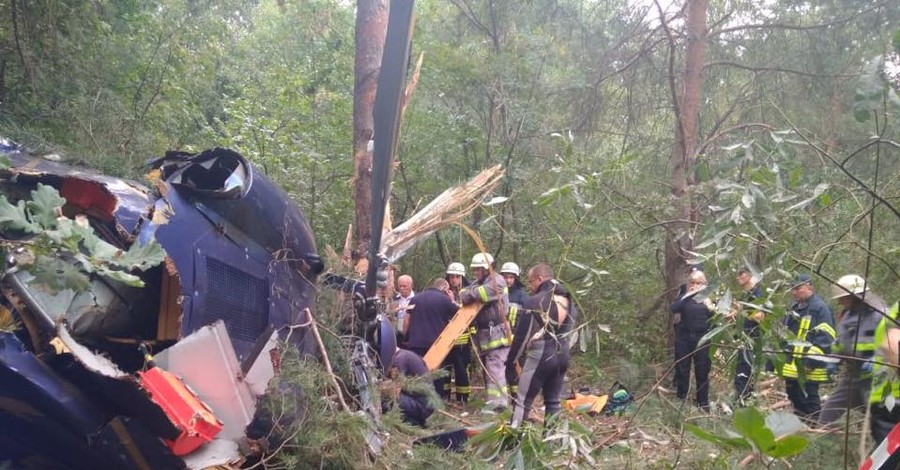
732, 268, 764, 403
778, 274, 836, 422
405, 278, 459, 399
382, 347, 435, 427
507, 263, 576, 428
670, 270, 714, 410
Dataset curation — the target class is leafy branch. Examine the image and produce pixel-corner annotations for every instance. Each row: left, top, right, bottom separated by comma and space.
0, 183, 165, 291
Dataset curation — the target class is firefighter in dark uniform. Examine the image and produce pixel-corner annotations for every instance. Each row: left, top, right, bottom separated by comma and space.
818, 274, 888, 427
670, 270, 715, 410
507, 263, 576, 428
501, 261, 527, 396
444, 262, 472, 403
776, 274, 836, 422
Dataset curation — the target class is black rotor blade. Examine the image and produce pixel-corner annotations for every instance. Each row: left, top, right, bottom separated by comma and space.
366, 0, 416, 296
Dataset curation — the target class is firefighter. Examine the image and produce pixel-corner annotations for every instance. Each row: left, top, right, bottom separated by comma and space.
507, 263, 576, 428
867, 301, 900, 469
501, 262, 528, 308
501, 261, 527, 396
445, 262, 469, 301
670, 270, 715, 410
818, 274, 888, 427
460, 252, 511, 413
776, 274, 836, 423
444, 262, 472, 403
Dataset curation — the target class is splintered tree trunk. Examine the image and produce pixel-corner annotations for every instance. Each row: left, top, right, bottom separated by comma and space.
664, 0, 707, 302
352, 0, 389, 260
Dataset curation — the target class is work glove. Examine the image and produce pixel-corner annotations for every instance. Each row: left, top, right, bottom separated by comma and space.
860, 361, 874, 374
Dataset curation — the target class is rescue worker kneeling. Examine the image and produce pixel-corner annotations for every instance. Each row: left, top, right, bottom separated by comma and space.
380, 347, 435, 427
506, 263, 577, 428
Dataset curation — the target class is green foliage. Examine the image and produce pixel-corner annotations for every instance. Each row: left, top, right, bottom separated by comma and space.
0, 184, 165, 291
687, 407, 808, 464
467, 418, 598, 469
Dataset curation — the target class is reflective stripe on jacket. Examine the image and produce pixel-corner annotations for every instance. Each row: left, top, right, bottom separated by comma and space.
870, 302, 900, 405
776, 310, 836, 382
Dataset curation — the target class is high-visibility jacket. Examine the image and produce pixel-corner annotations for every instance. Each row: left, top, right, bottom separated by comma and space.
869, 302, 900, 407
833, 302, 882, 378
776, 294, 836, 382
460, 272, 511, 351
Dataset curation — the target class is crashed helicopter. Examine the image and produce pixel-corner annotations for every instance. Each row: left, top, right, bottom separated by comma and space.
0, 1, 508, 467
0, 141, 329, 469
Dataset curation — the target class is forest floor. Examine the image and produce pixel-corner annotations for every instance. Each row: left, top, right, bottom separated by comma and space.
373, 360, 872, 470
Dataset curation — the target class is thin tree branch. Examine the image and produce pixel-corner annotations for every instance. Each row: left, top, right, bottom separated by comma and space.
705, 61, 858, 78
710, 1, 891, 37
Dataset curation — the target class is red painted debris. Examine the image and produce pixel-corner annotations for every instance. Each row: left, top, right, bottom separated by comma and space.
139, 367, 223, 456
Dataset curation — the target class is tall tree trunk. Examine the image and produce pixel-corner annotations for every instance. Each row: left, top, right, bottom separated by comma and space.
664, 0, 707, 301
352, 0, 389, 261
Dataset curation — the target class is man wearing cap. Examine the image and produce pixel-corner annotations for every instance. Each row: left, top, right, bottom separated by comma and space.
818, 275, 888, 427
444, 262, 473, 403
460, 252, 511, 412
777, 274, 836, 422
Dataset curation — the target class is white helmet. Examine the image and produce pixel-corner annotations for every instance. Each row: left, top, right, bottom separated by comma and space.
500, 262, 521, 277
470, 252, 494, 269
446, 262, 466, 276
832, 274, 869, 299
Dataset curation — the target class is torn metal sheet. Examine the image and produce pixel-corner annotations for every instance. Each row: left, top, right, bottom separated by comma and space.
243, 328, 279, 397
0, 331, 184, 469
179, 438, 242, 470
8, 270, 158, 344
155, 321, 256, 441
57, 322, 128, 378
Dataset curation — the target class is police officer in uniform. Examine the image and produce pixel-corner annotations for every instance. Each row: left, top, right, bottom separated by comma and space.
670, 270, 715, 410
